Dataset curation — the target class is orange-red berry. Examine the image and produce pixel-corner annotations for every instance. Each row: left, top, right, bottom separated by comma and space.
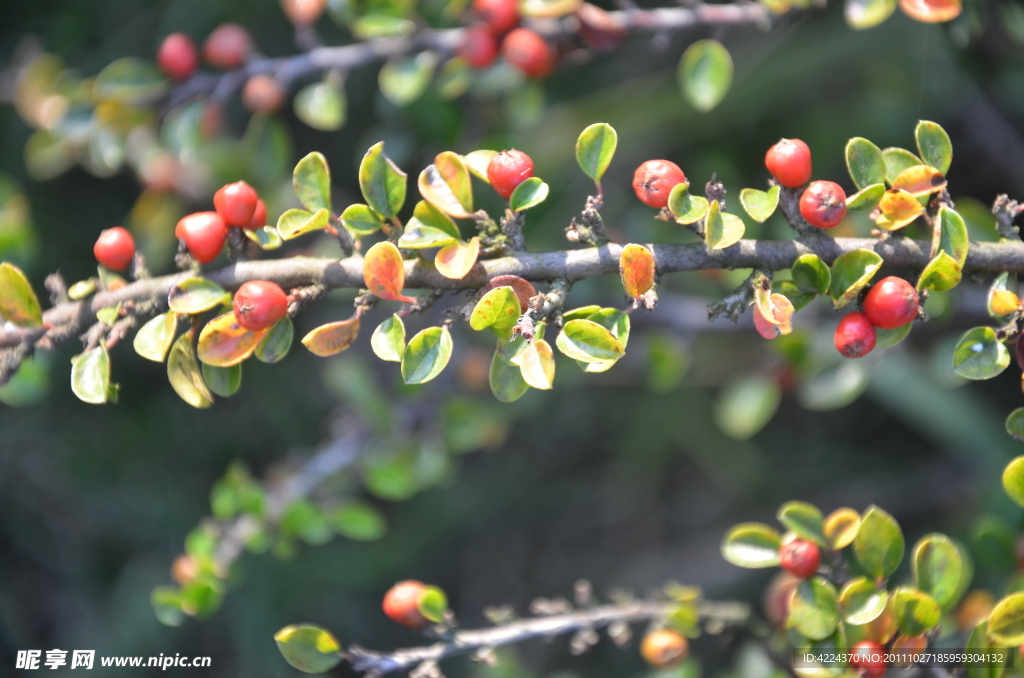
765, 139, 812, 189
202, 23, 251, 70
834, 312, 877, 359
799, 180, 847, 229
232, 281, 288, 331
850, 641, 887, 678
640, 629, 689, 669
473, 0, 519, 34
779, 538, 820, 579
633, 160, 686, 209
157, 33, 198, 81
281, 0, 328, 25
863, 276, 918, 330
242, 75, 285, 113
382, 580, 429, 629
501, 28, 555, 79
93, 227, 135, 271
459, 25, 499, 69
175, 212, 228, 264
487, 149, 534, 200
214, 181, 259, 228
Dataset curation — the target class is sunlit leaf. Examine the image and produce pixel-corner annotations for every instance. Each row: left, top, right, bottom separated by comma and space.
778, 501, 827, 545
340, 204, 384, 236
788, 577, 841, 641
293, 151, 331, 213
555, 319, 625, 363
882, 147, 923, 185
854, 505, 904, 579
619, 243, 655, 298
244, 226, 283, 250
519, 339, 555, 389
94, 57, 168, 105
520, 0, 581, 17
133, 311, 177, 362
988, 273, 1019, 319
704, 201, 745, 250
952, 327, 1010, 380
830, 248, 883, 308
739, 185, 780, 223
471, 286, 521, 337
359, 141, 406, 218
937, 206, 969, 268
167, 332, 213, 409
419, 164, 473, 218
294, 80, 346, 131
916, 120, 953, 174
575, 122, 617, 183
277, 208, 331, 240
435, 237, 480, 280
401, 326, 453, 384
413, 200, 460, 237
874, 189, 925, 231
721, 522, 781, 568
509, 177, 549, 211
876, 322, 913, 349
364, 241, 416, 303
846, 183, 886, 211
327, 502, 387, 541
434, 151, 473, 213
351, 13, 415, 39
892, 164, 947, 197
917, 251, 962, 292
846, 137, 887, 190
667, 183, 710, 225
845, 0, 897, 28
70, 346, 110, 404
678, 39, 733, 112
274, 624, 341, 674
197, 313, 267, 367
301, 316, 361, 356
464, 150, 497, 182
840, 577, 889, 625
892, 587, 941, 636
824, 508, 861, 549
482, 275, 537, 312
371, 314, 405, 362
398, 221, 459, 249
167, 278, 230, 314
912, 533, 963, 607
0, 262, 42, 326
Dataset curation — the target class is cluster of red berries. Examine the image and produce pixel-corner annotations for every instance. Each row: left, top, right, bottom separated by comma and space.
156, 24, 252, 82
174, 180, 265, 264
834, 277, 919, 359
764, 138, 848, 229
458, 0, 555, 78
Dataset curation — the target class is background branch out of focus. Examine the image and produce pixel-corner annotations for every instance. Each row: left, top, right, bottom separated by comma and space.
3, 0, 1024, 675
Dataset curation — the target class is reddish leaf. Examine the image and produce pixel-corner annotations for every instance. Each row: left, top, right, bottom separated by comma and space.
364, 241, 416, 303
482, 275, 537, 312
899, 0, 961, 22
197, 313, 268, 367
753, 293, 795, 338
302, 316, 361, 357
418, 164, 473, 219
619, 243, 655, 298
435, 237, 480, 280
434, 151, 473, 213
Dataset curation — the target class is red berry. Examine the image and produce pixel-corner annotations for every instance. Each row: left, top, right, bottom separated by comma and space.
633, 160, 686, 209
501, 28, 555, 79
157, 33, 198, 81
640, 629, 689, 669
175, 212, 227, 264
244, 199, 267, 231
487, 149, 534, 200
93, 227, 136, 271
202, 23, 251, 70
214, 181, 259, 228
242, 75, 285, 113
779, 538, 821, 579
850, 641, 887, 678
459, 25, 499, 69
281, 0, 328, 25
799, 180, 847, 229
765, 139, 813, 189
473, 0, 519, 34
232, 281, 288, 331
834, 312, 877, 359
382, 580, 429, 629
863, 276, 919, 330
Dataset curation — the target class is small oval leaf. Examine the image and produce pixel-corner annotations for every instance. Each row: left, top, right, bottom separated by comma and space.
364, 241, 416, 303
293, 151, 331, 213
435, 237, 480, 280
846, 137, 886, 190
952, 327, 1010, 380
721, 522, 781, 568
133, 311, 178, 363
71, 346, 110, 404
576, 122, 617, 183
916, 121, 953, 174
678, 39, 733, 112
167, 332, 213, 409
619, 243, 655, 298
255, 317, 293, 364
197, 313, 267, 367
401, 326, 453, 385
359, 141, 407, 218
555, 319, 625, 363
489, 345, 530, 402
0, 262, 42, 327
739, 185, 780, 223
302, 316, 361, 357
509, 177, 549, 212
274, 624, 342, 674
668, 183, 710, 225
167, 278, 230, 314
830, 249, 883, 309
371, 314, 406, 362
854, 505, 904, 579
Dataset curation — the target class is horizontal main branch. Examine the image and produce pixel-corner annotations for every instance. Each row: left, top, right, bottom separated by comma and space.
4, 236, 1021, 349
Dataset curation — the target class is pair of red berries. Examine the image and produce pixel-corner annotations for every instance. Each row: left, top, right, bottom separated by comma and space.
175, 181, 266, 264
460, 26, 555, 77
156, 24, 251, 81
834, 277, 920, 358
765, 139, 848, 229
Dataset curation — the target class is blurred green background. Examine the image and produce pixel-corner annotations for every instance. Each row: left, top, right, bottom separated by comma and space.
3, 0, 1024, 675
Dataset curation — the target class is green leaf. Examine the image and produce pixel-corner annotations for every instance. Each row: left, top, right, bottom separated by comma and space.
401, 326, 452, 384
340, 204, 384, 236
788, 576, 841, 641
846, 183, 886, 211
854, 505, 904, 579
327, 502, 387, 541
133, 311, 177, 363
167, 333, 213, 409
167, 278, 230, 314
876, 322, 912, 349
1002, 455, 1024, 504
713, 375, 780, 440
844, 0, 897, 29
490, 347, 529, 402
952, 327, 1010, 380
202, 363, 242, 398
774, 281, 816, 312
464, 150, 497, 182
293, 152, 331, 213
778, 501, 827, 546
912, 533, 963, 607
0, 262, 42, 327
255, 317, 293, 364
882, 147, 923, 186
989, 592, 1024, 645
371, 314, 406, 362
916, 251, 962, 292
509, 177, 549, 212
561, 305, 602, 322
967, 620, 1008, 678
359, 142, 407, 218
937, 206, 969, 268
413, 200, 461, 238
704, 200, 745, 250
519, 339, 555, 389
916, 120, 953, 175
891, 586, 941, 636
68, 279, 97, 300
575, 123, 617, 183
434, 151, 473, 213
398, 221, 458, 249
845, 137, 886, 190
94, 57, 168, 105
417, 586, 448, 623
667, 183, 710, 224
720, 522, 781, 568
244, 226, 283, 250
274, 624, 342, 674
277, 208, 331, 240
379, 52, 437, 107
840, 577, 889, 625
792, 254, 831, 296
576, 308, 629, 373
739, 185, 780, 223
294, 80, 346, 131
829, 249, 883, 308
470, 286, 521, 336
678, 39, 733, 112
71, 346, 110, 404
555, 319, 625, 363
